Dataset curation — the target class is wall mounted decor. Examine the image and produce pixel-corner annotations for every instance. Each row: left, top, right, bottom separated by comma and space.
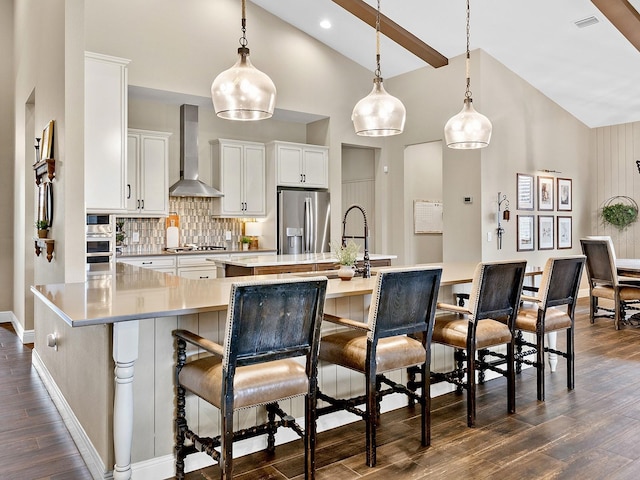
537, 176, 554, 211
557, 178, 572, 211
41, 120, 54, 160
517, 215, 534, 251
516, 173, 534, 210
557, 216, 572, 249
538, 215, 554, 250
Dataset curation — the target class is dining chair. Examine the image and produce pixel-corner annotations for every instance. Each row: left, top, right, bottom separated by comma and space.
317, 266, 442, 467
173, 276, 328, 480
513, 255, 585, 401
580, 237, 640, 329
432, 260, 526, 427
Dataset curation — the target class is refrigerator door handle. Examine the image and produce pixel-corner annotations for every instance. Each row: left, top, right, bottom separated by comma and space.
304, 197, 312, 253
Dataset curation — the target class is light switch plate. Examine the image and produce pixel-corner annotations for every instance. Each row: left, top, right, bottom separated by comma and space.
225, 231, 232, 241
132, 232, 140, 243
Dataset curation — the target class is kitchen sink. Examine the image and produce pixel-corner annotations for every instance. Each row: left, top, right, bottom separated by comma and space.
293, 269, 378, 279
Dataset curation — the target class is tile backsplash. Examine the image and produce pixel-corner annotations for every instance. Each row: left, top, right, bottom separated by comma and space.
117, 198, 244, 254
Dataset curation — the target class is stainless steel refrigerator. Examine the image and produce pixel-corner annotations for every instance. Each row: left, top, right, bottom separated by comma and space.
278, 188, 331, 254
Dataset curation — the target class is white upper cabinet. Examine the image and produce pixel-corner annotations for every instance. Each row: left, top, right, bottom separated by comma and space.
85, 52, 130, 213
211, 139, 266, 217
270, 141, 329, 188
126, 129, 171, 217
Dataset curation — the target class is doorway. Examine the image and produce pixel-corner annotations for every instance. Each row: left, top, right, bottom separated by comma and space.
403, 141, 443, 265
341, 145, 375, 253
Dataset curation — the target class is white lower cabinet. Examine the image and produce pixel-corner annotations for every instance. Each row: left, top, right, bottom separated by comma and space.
176, 255, 218, 279
119, 256, 176, 274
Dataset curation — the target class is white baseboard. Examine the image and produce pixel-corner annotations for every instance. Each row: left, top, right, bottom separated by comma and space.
0, 311, 35, 344
31, 350, 112, 480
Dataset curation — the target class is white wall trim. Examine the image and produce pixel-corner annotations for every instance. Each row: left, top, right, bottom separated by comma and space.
0, 310, 35, 344
32, 349, 112, 480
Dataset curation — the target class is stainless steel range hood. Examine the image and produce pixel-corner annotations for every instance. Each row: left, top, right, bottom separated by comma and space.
169, 104, 223, 197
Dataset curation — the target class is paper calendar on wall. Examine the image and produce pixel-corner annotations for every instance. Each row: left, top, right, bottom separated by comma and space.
414, 200, 443, 234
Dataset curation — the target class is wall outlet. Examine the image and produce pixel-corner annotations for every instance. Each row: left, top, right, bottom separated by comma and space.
132, 232, 140, 243
487, 231, 492, 242
225, 231, 232, 241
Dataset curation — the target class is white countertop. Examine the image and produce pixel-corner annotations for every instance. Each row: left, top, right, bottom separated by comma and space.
31, 261, 522, 328
209, 252, 397, 267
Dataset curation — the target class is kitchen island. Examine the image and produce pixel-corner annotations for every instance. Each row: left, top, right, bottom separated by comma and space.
211, 252, 397, 276
30, 261, 533, 480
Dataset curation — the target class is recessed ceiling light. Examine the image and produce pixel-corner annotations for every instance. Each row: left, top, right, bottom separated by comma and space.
574, 16, 599, 28
320, 19, 332, 29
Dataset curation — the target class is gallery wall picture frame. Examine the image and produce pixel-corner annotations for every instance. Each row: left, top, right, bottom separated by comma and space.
557, 177, 572, 211
516, 173, 534, 210
538, 215, 555, 250
537, 176, 554, 211
557, 216, 572, 249
40, 120, 54, 161
517, 215, 535, 251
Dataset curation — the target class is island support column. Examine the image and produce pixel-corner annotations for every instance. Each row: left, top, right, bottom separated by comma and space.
112, 320, 139, 480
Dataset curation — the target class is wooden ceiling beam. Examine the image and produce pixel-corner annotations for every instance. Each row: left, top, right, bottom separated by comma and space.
592, 0, 640, 52
332, 0, 448, 69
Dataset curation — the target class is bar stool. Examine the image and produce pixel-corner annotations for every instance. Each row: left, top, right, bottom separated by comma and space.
513, 255, 585, 401
173, 276, 328, 480
432, 260, 526, 427
317, 266, 442, 467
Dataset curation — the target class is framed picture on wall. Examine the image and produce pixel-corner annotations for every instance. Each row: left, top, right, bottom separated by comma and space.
557, 216, 572, 249
538, 176, 554, 211
557, 178, 572, 211
40, 120, 54, 161
538, 215, 554, 250
516, 173, 534, 210
517, 215, 535, 251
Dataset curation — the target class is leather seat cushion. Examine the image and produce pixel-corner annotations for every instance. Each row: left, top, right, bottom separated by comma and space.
319, 330, 426, 373
432, 313, 512, 349
592, 284, 640, 301
516, 305, 572, 332
179, 356, 308, 409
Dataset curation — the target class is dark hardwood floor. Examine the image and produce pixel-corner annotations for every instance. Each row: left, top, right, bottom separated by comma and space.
0, 323, 90, 480
5, 298, 640, 479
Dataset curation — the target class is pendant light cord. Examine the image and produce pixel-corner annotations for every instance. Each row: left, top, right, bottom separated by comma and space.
375, 0, 381, 79
240, 0, 248, 48
465, 0, 472, 99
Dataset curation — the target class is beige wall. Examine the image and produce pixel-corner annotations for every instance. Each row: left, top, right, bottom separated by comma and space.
1, 0, 14, 313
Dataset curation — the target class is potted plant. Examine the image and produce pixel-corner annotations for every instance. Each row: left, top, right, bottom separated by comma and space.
241, 236, 251, 251
601, 196, 638, 231
36, 220, 50, 238
331, 239, 360, 280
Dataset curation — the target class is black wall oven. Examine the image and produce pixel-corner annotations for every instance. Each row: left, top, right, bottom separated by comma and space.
86, 214, 116, 277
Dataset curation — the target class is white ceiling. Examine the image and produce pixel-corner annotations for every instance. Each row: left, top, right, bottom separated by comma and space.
250, 0, 640, 128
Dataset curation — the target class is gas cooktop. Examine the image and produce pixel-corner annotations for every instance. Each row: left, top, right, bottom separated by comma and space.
165, 245, 227, 253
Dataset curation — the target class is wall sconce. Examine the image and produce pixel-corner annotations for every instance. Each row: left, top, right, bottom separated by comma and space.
497, 192, 510, 250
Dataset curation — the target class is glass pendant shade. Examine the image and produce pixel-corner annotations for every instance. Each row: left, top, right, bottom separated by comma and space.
211, 47, 276, 121
352, 78, 406, 136
444, 98, 492, 149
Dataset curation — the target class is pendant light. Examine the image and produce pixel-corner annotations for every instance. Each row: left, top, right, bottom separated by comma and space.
211, 0, 276, 121
351, 0, 406, 136
444, 0, 492, 149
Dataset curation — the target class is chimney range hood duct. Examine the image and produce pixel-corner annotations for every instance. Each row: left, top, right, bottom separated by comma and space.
169, 104, 223, 197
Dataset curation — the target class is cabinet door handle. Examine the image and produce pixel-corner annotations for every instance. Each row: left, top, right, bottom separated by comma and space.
300, 174, 304, 183
127, 184, 131, 199
142, 261, 152, 265
199, 276, 209, 279
137, 199, 140, 209
141, 199, 144, 209
303, 174, 306, 182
